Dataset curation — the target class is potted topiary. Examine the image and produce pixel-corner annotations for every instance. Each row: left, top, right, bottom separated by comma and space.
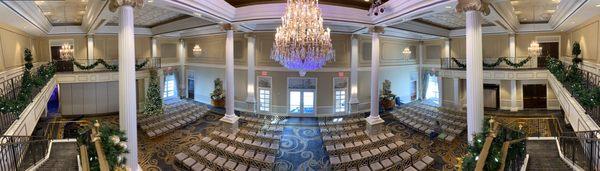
210, 78, 226, 108
380, 80, 397, 110
572, 42, 582, 64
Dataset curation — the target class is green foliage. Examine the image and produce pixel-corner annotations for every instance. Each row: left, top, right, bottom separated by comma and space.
547, 57, 600, 108
72, 59, 149, 71
572, 42, 581, 57
461, 119, 526, 171
380, 80, 396, 101
451, 57, 532, 69
210, 78, 225, 100
0, 48, 56, 115
143, 68, 163, 116
77, 121, 129, 171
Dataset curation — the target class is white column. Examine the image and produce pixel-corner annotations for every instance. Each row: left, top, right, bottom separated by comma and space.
117, 5, 138, 170
444, 38, 451, 58
178, 39, 186, 98
453, 78, 461, 110
366, 27, 384, 125
151, 37, 158, 58
87, 35, 94, 60
245, 34, 256, 103
418, 41, 424, 100
465, 10, 484, 143
509, 34, 516, 63
349, 35, 359, 104
510, 80, 518, 111
220, 25, 239, 123
438, 77, 443, 104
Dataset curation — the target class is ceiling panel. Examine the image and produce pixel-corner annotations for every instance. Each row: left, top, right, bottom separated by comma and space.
223, 0, 379, 10
35, 0, 87, 26
107, 5, 189, 27
418, 10, 495, 29
511, 0, 559, 23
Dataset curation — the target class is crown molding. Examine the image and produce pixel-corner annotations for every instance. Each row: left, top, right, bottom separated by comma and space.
1, 1, 52, 35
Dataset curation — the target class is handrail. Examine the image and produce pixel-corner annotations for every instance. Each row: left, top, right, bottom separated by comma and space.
499, 138, 527, 171
475, 122, 499, 170
79, 145, 90, 171
0, 138, 50, 171
90, 126, 110, 171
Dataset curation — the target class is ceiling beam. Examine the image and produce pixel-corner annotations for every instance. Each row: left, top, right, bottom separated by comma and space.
82, 0, 114, 34
1, 1, 52, 35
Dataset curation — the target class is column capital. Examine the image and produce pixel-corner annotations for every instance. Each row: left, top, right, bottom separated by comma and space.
368, 26, 385, 34
109, 0, 144, 12
351, 34, 361, 40
455, 0, 490, 15
221, 23, 235, 31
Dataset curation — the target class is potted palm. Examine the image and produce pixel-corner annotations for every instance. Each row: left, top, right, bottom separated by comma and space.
380, 80, 396, 110
210, 78, 226, 108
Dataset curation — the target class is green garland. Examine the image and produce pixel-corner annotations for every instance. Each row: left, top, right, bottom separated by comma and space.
503, 57, 531, 68
143, 68, 163, 116
72, 59, 149, 71
77, 121, 129, 171
450, 57, 532, 69
547, 58, 600, 108
0, 49, 56, 115
461, 119, 526, 170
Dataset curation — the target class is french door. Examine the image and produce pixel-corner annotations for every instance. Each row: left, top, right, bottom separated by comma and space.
289, 90, 315, 114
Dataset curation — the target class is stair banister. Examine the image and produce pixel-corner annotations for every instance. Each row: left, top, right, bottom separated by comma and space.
475, 121, 499, 170
498, 138, 527, 171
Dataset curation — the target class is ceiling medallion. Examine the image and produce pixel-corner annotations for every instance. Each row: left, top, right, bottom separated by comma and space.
271, 0, 335, 76
368, 0, 386, 16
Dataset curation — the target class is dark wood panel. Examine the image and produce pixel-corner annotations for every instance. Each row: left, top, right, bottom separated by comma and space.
523, 84, 547, 109
224, 0, 380, 10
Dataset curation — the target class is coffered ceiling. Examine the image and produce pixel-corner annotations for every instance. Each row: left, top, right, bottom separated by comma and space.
223, 0, 379, 10
418, 10, 495, 29
511, 0, 560, 23
107, 5, 189, 27
35, 0, 87, 26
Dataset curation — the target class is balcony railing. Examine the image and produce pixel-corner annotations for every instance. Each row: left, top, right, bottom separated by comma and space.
441, 56, 548, 70
0, 136, 50, 171
55, 57, 161, 72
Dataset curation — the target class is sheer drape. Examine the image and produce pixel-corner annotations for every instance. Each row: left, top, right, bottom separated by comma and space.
421, 71, 430, 100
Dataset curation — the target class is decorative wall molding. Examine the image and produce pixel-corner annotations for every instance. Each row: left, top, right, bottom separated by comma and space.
55, 70, 150, 84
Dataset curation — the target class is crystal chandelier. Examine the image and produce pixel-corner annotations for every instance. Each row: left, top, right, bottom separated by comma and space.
528, 41, 542, 57
192, 44, 202, 57
271, 0, 335, 76
402, 47, 412, 58
59, 43, 73, 59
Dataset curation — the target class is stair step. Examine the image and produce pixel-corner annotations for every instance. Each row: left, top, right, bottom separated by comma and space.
526, 140, 571, 171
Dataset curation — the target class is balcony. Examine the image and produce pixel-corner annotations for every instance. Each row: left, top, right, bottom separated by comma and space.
440, 57, 548, 70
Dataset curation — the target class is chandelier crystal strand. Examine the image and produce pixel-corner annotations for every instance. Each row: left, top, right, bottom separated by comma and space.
271, 0, 335, 76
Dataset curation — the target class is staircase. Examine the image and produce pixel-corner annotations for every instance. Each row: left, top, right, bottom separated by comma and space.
526, 140, 571, 171
36, 142, 79, 171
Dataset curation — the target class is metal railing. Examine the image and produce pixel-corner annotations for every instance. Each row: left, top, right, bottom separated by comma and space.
231, 99, 371, 117
0, 70, 48, 134
55, 57, 161, 72
558, 133, 600, 171
500, 138, 527, 171
0, 136, 49, 171
441, 56, 548, 70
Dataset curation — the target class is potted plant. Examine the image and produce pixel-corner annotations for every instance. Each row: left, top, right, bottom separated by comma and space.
380, 80, 397, 110
572, 42, 582, 64
211, 78, 226, 108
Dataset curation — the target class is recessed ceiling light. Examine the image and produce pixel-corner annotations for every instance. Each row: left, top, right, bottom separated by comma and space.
523, 18, 528, 21
364, 0, 369, 2
78, 11, 85, 15
43, 11, 52, 15
595, 4, 600, 7
148, 0, 153, 2
571, 21, 575, 24
510, 1, 519, 5
445, 6, 452, 9
546, 10, 555, 13
514, 11, 522, 14
193, 12, 202, 17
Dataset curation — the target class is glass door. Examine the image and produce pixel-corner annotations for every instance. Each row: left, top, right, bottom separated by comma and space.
289, 90, 315, 114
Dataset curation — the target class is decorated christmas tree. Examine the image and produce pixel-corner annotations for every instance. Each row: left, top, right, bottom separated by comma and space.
143, 68, 163, 116
210, 78, 225, 107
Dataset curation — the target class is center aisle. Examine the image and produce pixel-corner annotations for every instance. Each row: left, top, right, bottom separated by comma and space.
274, 117, 330, 170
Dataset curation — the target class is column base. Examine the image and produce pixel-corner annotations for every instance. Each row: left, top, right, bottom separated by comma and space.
349, 102, 359, 113
246, 101, 256, 112
510, 107, 518, 112
366, 122, 385, 136
365, 115, 385, 125
220, 115, 239, 124
221, 121, 239, 134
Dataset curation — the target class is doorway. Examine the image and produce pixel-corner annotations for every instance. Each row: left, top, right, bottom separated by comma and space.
523, 84, 547, 109
538, 42, 559, 68
187, 78, 194, 99
289, 90, 315, 114
483, 84, 500, 110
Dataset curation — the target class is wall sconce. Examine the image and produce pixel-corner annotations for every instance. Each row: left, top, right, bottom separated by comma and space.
402, 47, 412, 59
192, 44, 202, 57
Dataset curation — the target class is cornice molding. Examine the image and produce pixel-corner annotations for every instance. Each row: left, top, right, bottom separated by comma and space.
1, 1, 52, 34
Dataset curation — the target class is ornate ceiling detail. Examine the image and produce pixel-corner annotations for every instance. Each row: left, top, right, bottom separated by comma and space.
107, 5, 188, 27
456, 0, 490, 15
223, 0, 374, 10
34, 0, 87, 25
419, 10, 494, 29
510, 0, 559, 24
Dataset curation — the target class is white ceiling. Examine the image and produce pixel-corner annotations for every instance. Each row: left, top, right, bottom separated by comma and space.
511, 0, 560, 23
418, 10, 495, 29
107, 5, 188, 27
35, 0, 87, 25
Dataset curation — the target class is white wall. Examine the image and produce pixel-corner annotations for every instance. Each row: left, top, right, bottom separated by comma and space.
59, 82, 119, 115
